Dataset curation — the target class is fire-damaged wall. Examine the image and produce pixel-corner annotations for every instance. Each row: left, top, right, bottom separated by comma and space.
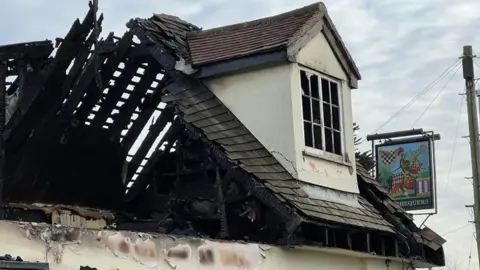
0, 219, 408, 270
4, 121, 126, 209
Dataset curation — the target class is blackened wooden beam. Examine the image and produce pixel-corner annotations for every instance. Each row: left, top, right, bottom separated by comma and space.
125, 118, 183, 202
90, 59, 141, 128
75, 31, 134, 123
57, 35, 113, 122
159, 168, 209, 177
366, 232, 371, 253
215, 166, 228, 238
381, 238, 386, 256
109, 64, 158, 139
394, 238, 399, 258
0, 62, 6, 203
121, 80, 168, 150
6, 6, 96, 136
3, 17, 90, 145
347, 231, 352, 249
181, 122, 303, 235
63, 16, 102, 99
44, 16, 102, 123
127, 24, 177, 77
0, 62, 6, 137
325, 227, 329, 246
126, 105, 174, 179
0, 40, 53, 61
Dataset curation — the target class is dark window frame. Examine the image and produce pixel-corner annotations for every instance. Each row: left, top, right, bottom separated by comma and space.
300, 68, 343, 157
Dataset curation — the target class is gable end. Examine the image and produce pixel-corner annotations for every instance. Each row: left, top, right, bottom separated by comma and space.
286, 9, 360, 89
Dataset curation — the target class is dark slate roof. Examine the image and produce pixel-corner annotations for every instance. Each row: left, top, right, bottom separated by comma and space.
186, 3, 321, 66
135, 13, 200, 61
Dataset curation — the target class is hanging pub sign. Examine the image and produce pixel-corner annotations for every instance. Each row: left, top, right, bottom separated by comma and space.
376, 138, 434, 211
367, 129, 439, 213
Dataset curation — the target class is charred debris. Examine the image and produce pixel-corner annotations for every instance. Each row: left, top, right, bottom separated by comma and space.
0, 2, 444, 266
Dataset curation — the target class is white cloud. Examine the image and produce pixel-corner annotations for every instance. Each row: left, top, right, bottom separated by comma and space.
1, 0, 479, 268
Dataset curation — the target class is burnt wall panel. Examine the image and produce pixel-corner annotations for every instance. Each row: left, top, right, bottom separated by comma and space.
4, 121, 126, 209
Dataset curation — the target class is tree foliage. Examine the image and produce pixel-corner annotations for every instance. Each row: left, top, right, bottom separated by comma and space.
353, 122, 375, 172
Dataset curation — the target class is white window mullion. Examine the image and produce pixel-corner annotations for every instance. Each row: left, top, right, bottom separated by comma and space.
319, 80, 326, 152
307, 74, 315, 147
338, 83, 345, 156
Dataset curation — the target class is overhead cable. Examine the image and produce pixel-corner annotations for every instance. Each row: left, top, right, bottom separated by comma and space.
374, 58, 461, 133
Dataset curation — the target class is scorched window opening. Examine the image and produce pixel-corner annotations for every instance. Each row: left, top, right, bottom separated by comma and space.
300, 69, 342, 156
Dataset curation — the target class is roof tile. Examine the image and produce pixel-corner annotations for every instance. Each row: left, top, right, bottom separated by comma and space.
186, 3, 323, 65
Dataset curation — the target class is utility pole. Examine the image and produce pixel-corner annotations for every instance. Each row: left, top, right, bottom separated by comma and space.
463, 45, 480, 267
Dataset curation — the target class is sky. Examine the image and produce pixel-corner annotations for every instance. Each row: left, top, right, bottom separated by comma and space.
1, 0, 480, 269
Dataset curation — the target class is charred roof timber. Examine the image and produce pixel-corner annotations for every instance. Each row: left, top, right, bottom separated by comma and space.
0, 1, 445, 267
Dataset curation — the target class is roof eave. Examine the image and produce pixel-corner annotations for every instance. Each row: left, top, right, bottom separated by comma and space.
192, 49, 289, 79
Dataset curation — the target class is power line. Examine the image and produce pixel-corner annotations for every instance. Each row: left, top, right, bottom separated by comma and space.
474, 60, 480, 70
443, 89, 465, 193
411, 63, 462, 127
441, 223, 471, 237
374, 58, 461, 133
468, 228, 474, 270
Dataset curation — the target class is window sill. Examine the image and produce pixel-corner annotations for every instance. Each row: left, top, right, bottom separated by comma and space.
303, 147, 352, 167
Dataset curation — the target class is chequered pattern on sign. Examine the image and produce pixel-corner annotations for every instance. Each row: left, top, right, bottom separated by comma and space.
391, 171, 404, 182
379, 149, 399, 165
411, 159, 420, 171
390, 172, 415, 195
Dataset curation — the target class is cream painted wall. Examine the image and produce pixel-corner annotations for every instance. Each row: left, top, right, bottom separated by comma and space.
204, 30, 359, 194
204, 64, 299, 177
0, 220, 414, 270
291, 31, 359, 193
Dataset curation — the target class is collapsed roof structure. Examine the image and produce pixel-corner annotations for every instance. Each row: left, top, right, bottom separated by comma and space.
0, 1, 445, 267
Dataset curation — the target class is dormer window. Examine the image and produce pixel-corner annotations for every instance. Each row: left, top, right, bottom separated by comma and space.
300, 69, 343, 157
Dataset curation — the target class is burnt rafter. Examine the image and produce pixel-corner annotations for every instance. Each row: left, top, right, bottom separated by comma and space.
1, 4, 138, 209
121, 77, 169, 150
215, 165, 229, 238
48, 14, 104, 121
3, 3, 97, 147
74, 31, 134, 123
126, 105, 175, 180
90, 58, 141, 128
108, 64, 157, 138
0, 41, 53, 62
57, 34, 114, 122
125, 116, 182, 200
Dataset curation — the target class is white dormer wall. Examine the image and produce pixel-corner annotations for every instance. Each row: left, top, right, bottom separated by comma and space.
203, 31, 358, 194
204, 64, 297, 178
